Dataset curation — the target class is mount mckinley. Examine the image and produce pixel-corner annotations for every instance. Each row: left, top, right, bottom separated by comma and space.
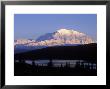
14, 29, 95, 53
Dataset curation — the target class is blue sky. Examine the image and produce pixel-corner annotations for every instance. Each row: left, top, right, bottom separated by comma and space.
14, 14, 97, 41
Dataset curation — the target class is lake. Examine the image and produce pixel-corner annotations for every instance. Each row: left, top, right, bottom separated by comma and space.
15, 59, 96, 70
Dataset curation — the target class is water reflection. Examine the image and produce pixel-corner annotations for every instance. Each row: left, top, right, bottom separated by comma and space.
15, 59, 96, 70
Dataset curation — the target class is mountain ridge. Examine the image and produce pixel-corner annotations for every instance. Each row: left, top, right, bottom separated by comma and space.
14, 29, 95, 53
15, 29, 95, 46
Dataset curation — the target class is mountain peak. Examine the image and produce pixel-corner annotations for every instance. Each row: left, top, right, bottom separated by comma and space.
57, 29, 73, 34
57, 28, 85, 35
57, 28, 70, 31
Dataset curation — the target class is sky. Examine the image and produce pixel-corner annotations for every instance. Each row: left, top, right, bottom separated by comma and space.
14, 14, 97, 41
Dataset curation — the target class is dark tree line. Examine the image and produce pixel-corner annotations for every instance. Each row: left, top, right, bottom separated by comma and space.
14, 43, 97, 63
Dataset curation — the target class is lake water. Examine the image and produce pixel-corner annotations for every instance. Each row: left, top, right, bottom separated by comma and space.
15, 59, 96, 70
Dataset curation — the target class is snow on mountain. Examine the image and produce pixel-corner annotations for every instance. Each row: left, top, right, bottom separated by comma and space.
14, 39, 36, 46
36, 29, 94, 45
14, 29, 95, 51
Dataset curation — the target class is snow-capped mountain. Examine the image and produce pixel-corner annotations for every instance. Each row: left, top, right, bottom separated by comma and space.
14, 29, 95, 53
36, 29, 94, 45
